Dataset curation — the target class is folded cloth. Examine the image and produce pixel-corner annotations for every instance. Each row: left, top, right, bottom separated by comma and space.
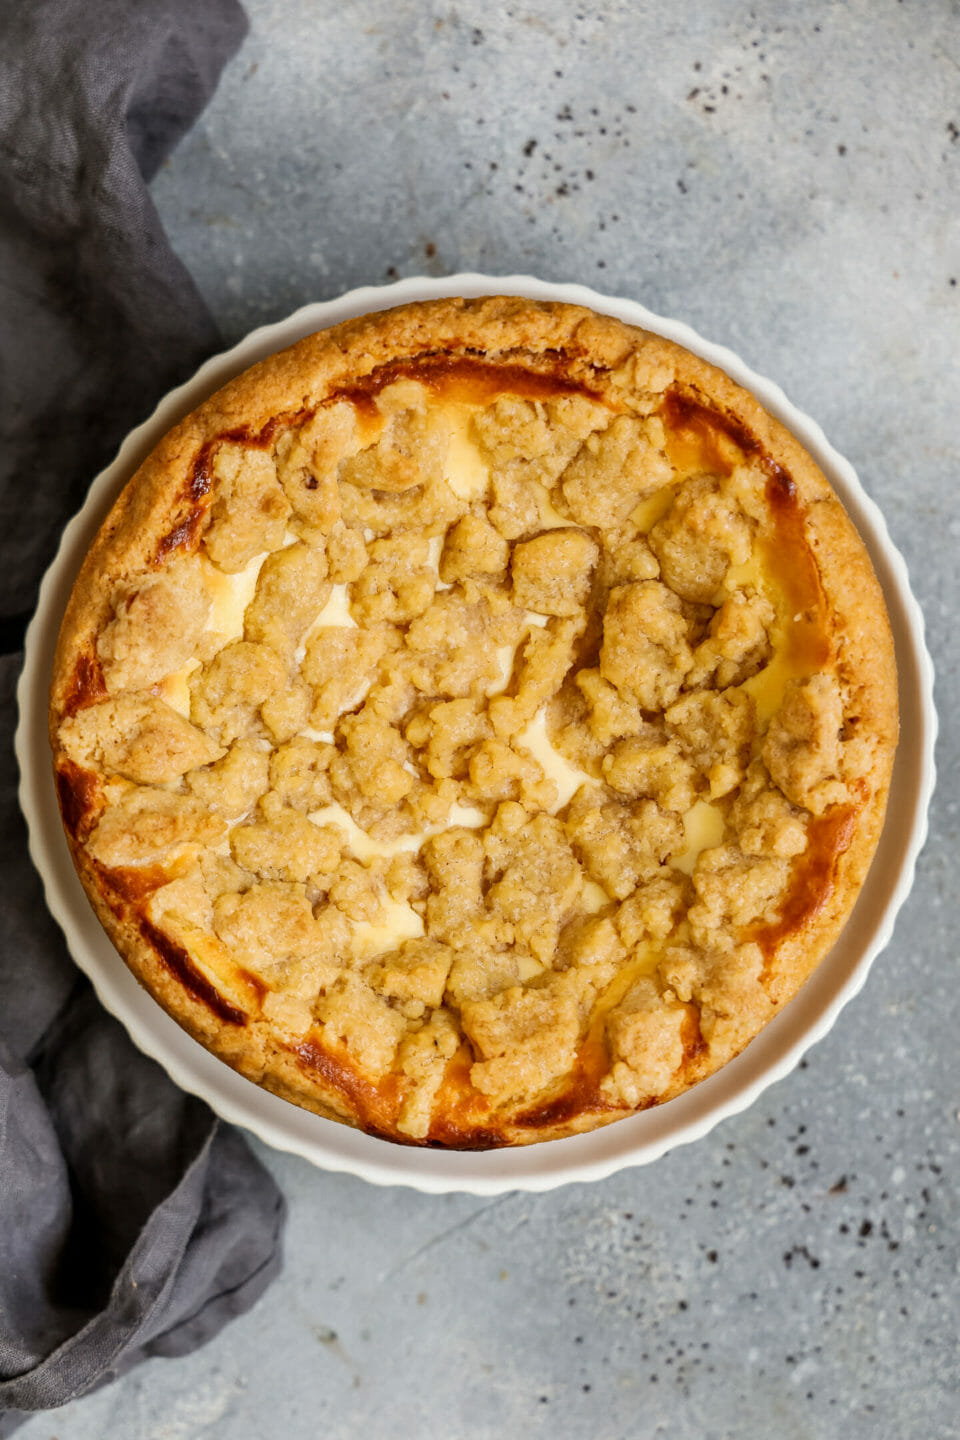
0, 1, 287, 1432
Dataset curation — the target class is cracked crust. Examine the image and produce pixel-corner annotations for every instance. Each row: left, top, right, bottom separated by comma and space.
49, 296, 898, 1148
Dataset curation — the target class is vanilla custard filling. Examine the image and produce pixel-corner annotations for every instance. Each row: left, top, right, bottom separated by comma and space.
444, 409, 490, 501
306, 799, 487, 861
157, 659, 200, 718
486, 610, 548, 697
295, 581, 359, 667
444, 403, 576, 531
350, 898, 425, 959
426, 533, 446, 573
517, 708, 597, 812
312, 582, 359, 630
203, 550, 268, 637
159, 552, 270, 716
671, 799, 726, 875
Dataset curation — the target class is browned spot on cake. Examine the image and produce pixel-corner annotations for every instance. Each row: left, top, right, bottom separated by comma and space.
662, 384, 832, 673
763, 474, 832, 670
220, 410, 317, 450
425, 1122, 508, 1151
679, 1003, 707, 1067
514, 1034, 616, 1130
514, 1084, 607, 1130
337, 353, 611, 410
156, 510, 207, 561
236, 966, 268, 1004
749, 803, 860, 964
155, 440, 218, 559
55, 759, 102, 840
189, 438, 218, 500
140, 918, 247, 1025
296, 1035, 401, 1134
577, 1032, 614, 1088
159, 408, 318, 562
98, 863, 169, 903
661, 384, 794, 492
661, 386, 747, 478
426, 1044, 511, 1147
63, 652, 107, 717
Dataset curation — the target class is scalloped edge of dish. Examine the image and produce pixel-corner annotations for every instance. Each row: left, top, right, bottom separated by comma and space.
16, 273, 937, 1195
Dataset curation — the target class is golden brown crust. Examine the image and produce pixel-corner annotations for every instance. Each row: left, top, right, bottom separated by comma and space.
49, 297, 898, 1148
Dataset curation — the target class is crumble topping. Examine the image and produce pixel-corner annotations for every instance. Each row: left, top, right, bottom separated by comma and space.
54, 315, 891, 1147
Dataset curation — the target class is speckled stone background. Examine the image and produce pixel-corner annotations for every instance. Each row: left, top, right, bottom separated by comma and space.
20, 3, 959, 1437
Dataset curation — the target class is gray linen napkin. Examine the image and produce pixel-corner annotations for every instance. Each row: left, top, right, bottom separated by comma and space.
0, 1, 287, 1431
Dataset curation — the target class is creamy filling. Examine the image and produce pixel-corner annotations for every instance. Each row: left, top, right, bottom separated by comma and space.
535, 484, 575, 529
741, 646, 799, 726
307, 799, 487, 862
488, 645, 517, 696
298, 725, 336, 743
158, 554, 270, 716
630, 485, 678, 534
722, 555, 811, 725
202, 550, 268, 638
293, 583, 361, 677
671, 799, 726, 875
295, 581, 358, 664
517, 708, 597, 812
350, 898, 425, 959
157, 659, 200, 718
581, 879, 610, 914
444, 408, 490, 500
588, 943, 660, 1032
485, 610, 549, 697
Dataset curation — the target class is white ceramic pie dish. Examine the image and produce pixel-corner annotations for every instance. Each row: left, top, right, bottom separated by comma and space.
16, 274, 936, 1195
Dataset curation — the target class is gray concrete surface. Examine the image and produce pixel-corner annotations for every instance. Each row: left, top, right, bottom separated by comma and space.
21, 2, 959, 1437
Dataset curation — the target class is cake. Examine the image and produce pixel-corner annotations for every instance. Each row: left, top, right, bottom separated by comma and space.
48, 296, 898, 1148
